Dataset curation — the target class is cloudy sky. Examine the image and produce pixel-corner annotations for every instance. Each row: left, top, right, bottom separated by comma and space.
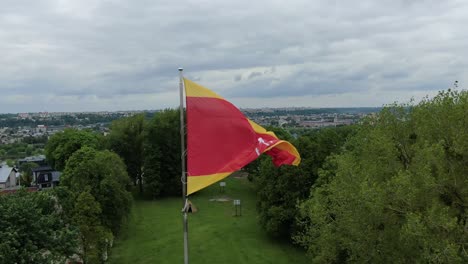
1, 0, 467, 113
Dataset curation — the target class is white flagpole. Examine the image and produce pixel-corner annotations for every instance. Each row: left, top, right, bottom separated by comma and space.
179, 68, 189, 264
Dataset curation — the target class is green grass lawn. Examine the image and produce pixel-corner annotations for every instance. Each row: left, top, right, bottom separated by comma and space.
109, 176, 308, 264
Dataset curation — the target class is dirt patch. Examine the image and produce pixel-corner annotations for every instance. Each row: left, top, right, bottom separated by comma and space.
231, 171, 248, 178
209, 196, 232, 202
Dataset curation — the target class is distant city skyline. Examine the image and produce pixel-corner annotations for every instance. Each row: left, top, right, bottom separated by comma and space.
1, 0, 466, 113
1, 106, 383, 115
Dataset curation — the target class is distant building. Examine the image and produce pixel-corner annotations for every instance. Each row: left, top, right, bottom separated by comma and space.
18, 113, 30, 119
278, 118, 288, 126
0, 164, 18, 189
36, 125, 47, 133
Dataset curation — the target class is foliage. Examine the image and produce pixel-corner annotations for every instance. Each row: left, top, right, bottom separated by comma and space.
296, 90, 468, 263
0, 112, 128, 128
0, 190, 78, 264
45, 128, 102, 170
143, 109, 182, 198
22, 134, 48, 145
61, 146, 132, 235
0, 142, 45, 160
73, 189, 113, 264
107, 114, 146, 193
253, 126, 355, 239
6, 159, 15, 167
19, 162, 39, 187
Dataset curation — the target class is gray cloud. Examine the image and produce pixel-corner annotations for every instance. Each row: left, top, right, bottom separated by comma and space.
0, 0, 467, 112
248, 72, 263, 79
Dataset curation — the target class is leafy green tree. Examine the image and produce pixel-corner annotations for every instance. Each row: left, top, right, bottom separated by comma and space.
254, 126, 354, 239
25, 145, 34, 156
61, 146, 132, 234
19, 162, 39, 187
0, 190, 78, 263
6, 159, 15, 167
73, 189, 113, 264
296, 90, 468, 263
45, 128, 102, 171
143, 109, 182, 198
0, 149, 6, 159
107, 114, 145, 193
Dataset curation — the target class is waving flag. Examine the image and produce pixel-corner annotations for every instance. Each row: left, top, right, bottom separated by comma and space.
184, 79, 301, 195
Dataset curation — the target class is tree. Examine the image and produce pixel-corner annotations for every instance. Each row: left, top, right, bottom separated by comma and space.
296, 90, 468, 263
45, 129, 102, 171
107, 114, 145, 193
0, 149, 6, 159
73, 189, 113, 264
253, 126, 354, 239
61, 146, 132, 234
6, 159, 14, 167
0, 190, 78, 264
143, 109, 182, 198
19, 162, 39, 187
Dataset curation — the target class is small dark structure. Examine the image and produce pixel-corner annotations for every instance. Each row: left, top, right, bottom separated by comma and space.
31, 166, 61, 189
187, 200, 198, 213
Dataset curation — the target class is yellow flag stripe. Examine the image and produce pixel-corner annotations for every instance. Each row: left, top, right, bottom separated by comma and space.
184, 78, 223, 99
187, 172, 232, 195
247, 119, 278, 138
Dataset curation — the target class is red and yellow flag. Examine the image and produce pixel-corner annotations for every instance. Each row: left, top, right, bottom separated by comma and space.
185, 78, 301, 195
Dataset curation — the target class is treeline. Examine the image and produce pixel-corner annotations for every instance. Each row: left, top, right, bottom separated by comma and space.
0, 113, 132, 128
44, 110, 181, 198
105, 110, 182, 198
244, 107, 381, 118
251, 90, 467, 263
0, 141, 45, 160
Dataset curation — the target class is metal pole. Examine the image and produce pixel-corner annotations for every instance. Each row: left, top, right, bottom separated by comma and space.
179, 68, 189, 264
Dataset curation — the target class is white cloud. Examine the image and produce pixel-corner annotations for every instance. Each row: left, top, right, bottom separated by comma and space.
0, 0, 466, 112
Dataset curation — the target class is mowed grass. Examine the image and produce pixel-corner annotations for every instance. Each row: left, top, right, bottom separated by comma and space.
109, 176, 308, 264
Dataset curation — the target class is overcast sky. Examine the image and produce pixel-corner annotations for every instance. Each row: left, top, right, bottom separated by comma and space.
1, 0, 467, 113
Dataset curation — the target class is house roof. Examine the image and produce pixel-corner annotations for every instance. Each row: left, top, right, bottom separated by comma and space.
0, 165, 15, 183
31, 166, 53, 172
18, 155, 46, 163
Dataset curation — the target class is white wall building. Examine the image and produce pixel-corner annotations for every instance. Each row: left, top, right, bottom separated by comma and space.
0, 164, 17, 189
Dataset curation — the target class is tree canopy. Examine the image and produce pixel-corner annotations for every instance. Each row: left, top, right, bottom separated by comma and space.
107, 114, 145, 193
0, 190, 78, 264
18, 162, 39, 187
296, 90, 468, 263
252, 126, 355, 239
61, 146, 132, 235
45, 128, 102, 171
143, 109, 182, 198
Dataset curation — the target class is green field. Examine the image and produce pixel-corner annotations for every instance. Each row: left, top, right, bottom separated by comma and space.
110, 176, 308, 264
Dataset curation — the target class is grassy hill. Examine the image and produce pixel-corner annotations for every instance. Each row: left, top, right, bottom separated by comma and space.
110, 175, 308, 264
